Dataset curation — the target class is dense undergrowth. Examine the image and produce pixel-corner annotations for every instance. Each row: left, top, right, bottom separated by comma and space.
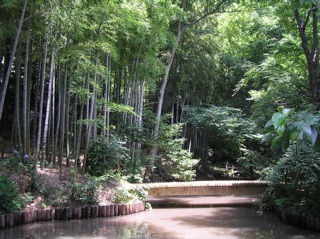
0, 153, 147, 215
263, 142, 320, 216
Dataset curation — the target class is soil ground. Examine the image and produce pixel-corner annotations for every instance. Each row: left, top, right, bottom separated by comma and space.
0, 155, 117, 213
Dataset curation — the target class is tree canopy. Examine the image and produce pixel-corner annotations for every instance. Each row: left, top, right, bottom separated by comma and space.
0, 0, 319, 185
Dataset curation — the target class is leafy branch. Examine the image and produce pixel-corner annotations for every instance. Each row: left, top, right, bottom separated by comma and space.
262, 107, 320, 152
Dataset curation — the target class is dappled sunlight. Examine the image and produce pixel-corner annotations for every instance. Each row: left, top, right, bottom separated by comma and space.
1, 199, 320, 239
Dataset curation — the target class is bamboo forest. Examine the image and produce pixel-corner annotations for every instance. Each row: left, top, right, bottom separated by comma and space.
1, 0, 320, 222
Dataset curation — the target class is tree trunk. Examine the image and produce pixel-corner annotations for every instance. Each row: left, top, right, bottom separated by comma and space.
82, 51, 100, 173
150, 0, 227, 165
294, 3, 319, 105
50, 61, 56, 166
35, 34, 49, 166
0, 0, 28, 121
150, 20, 183, 162
13, 45, 22, 152
23, 21, 31, 156
42, 27, 57, 169
55, 62, 62, 168
103, 54, 111, 140
64, 70, 71, 167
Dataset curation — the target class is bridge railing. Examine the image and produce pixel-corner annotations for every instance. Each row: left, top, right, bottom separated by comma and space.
133, 180, 269, 196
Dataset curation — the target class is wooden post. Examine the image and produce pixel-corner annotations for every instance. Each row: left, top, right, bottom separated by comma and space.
109, 205, 114, 216
106, 205, 111, 217
0, 215, 5, 228
99, 205, 106, 217
81, 207, 87, 219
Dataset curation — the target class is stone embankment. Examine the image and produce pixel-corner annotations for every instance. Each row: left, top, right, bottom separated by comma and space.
0, 201, 145, 228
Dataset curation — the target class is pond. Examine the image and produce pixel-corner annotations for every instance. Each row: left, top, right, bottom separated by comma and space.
1, 196, 320, 239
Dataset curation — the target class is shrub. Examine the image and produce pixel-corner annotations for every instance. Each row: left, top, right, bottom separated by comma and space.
0, 174, 28, 214
33, 170, 98, 207
155, 124, 199, 181
111, 181, 147, 204
237, 148, 272, 179
266, 142, 320, 216
87, 136, 130, 176
68, 174, 98, 206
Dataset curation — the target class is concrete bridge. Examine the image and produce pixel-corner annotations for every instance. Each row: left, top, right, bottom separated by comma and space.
135, 181, 269, 208
141, 180, 269, 196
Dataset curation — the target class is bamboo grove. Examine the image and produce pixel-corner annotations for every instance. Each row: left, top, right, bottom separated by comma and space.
0, 0, 319, 181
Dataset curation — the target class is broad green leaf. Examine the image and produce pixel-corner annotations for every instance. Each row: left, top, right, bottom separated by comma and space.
296, 121, 312, 137
271, 136, 280, 149
282, 108, 292, 118
298, 131, 304, 140
265, 121, 273, 129
280, 139, 290, 153
262, 133, 271, 143
305, 114, 317, 125
290, 131, 297, 143
268, 125, 275, 134
276, 125, 285, 137
310, 127, 318, 145
271, 112, 285, 128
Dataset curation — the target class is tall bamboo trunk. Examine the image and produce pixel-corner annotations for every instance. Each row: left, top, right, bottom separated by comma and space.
41, 27, 57, 169
0, 0, 28, 121
103, 54, 111, 140
54, 62, 62, 168
23, 21, 31, 156
64, 68, 70, 168
35, 34, 49, 167
82, 51, 100, 173
13, 45, 22, 152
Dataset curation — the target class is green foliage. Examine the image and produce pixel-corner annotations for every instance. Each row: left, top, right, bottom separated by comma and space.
111, 186, 134, 204
183, 105, 259, 162
2, 155, 24, 171
237, 148, 272, 179
67, 178, 98, 206
33, 171, 98, 207
0, 174, 28, 214
263, 107, 320, 152
2, 151, 35, 173
67, 170, 98, 206
111, 181, 148, 204
266, 142, 320, 216
155, 123, 199, 181
87, 136, 130, 176
292, 0, 320, 12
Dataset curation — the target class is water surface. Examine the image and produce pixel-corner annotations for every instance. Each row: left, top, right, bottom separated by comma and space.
1, 196, 319, 239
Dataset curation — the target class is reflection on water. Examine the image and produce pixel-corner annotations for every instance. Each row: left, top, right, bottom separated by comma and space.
1, 198, 320, 239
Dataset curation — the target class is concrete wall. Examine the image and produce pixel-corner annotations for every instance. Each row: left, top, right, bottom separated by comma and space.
143, 181, 269, 196
148, 185, 268, 196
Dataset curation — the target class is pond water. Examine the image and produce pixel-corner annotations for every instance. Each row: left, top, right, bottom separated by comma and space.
1, 196, 320, 239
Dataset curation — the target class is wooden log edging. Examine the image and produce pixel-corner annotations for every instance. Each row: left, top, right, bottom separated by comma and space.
274, 204, 320, 231
0, 201, 145, 229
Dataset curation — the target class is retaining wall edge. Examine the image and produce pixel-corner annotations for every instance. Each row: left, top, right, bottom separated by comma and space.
0, 201, 145, 229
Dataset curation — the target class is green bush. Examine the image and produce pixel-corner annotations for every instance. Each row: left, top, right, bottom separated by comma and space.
0, 174, 28, 214
155, 124, 199, 181
33, 171, 98, 207
266, 142, 320, 216
87, 136, 130, 176
111, 181, 147, 204
237, 148, 272, 179
67, 177, 98, 206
